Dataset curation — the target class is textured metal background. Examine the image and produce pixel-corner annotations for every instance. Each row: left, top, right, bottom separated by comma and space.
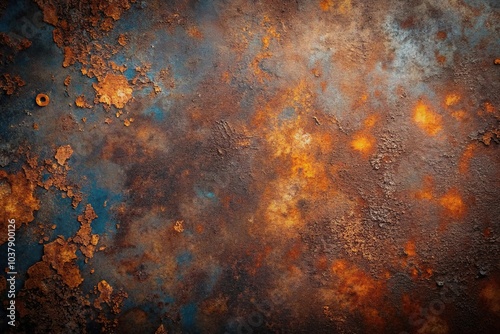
0, 0, 499, 333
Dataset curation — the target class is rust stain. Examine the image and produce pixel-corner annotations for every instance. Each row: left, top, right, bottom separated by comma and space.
94, 280, 113, 310
413, 100, 442, 136
0, 170, 40, 245
93, 73, 133, 109
42, 236, 84, 288
480, 278, 500, 317
0, 73, 25, 95
439, 188, 466, 218
73, 204, 99, 260
415, 175, 434, 200
323, 260, 387, 330
54, 144, 73, 165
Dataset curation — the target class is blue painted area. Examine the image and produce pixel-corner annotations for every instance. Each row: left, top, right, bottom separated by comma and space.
80, 171, 123, 236
193, 0, 220, 21
124, 67, 136, 80
50, 193, 80, 239
194, 186, 217, 200
176, 251, 193, 267
180, 303, 199, 333
145, 104, 167, 121
88, 189, 121, 235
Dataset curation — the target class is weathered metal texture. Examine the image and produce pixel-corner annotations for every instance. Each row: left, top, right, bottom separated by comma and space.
0, 0, 499, 333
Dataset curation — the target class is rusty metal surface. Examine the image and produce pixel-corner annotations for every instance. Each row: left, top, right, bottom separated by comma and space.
0, 0, 499, 333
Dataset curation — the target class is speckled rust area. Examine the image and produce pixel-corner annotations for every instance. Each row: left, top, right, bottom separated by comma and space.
0, 0, 499, 333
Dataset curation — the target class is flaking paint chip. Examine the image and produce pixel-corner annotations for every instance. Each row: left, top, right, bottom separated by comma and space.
55, 145, 73, 165
174, 220, 184, 233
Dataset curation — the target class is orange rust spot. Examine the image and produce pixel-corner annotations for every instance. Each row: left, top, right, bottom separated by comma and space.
436, 31, 447, 40
287, 242, 302, 261
221, 71, 230, 84
400, 17, 415, 29
445, 94, 461, 107
450, 110, 466, 121
43, 237, 83, 288
93, 73, 133, 109
55, 145, 73, 165
495, 59, 500, 65
415, 175, 434, 200
405, 240, 416, 257
419, 316, 449, 334
195, 224, 204, 234
480, 279, 500, 316
484, 101, 495, 113
62, 46, 76, 68
329, 260, 386, 329
320, 81, 327, 92
94, 280, 113, 310
117, 33, 127, 46
364, 114, 378, 128
436, 53, 446, 64
351, 134, 374, 154
0, 170, 40, 245
413, 101, 442, 136
320, 0, 334, 11
439, 188, 465, 218
187, 26, 203, 40
173, 220, 184, 233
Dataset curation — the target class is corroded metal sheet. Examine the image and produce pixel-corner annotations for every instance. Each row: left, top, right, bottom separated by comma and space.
0, 0, 499, 333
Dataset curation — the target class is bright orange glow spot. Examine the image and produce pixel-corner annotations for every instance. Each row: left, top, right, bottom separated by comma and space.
445, 94, 460, 106
439, 188, 465, 217
351, 134, 373, 154
320, 0, 334, 11
413, 101, 442, 136
405, 240, 416, 257
262, 35, 271, 49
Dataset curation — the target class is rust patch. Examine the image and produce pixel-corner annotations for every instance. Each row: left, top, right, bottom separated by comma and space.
413, 100, 442, 136
0, 74, 25, 95
73, 204, 99, 260
439, 188, 466, 218
54, 145, 73, 165
0, 170, 40, 245
93, 73, 133, 109
42, 236, 83, 288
